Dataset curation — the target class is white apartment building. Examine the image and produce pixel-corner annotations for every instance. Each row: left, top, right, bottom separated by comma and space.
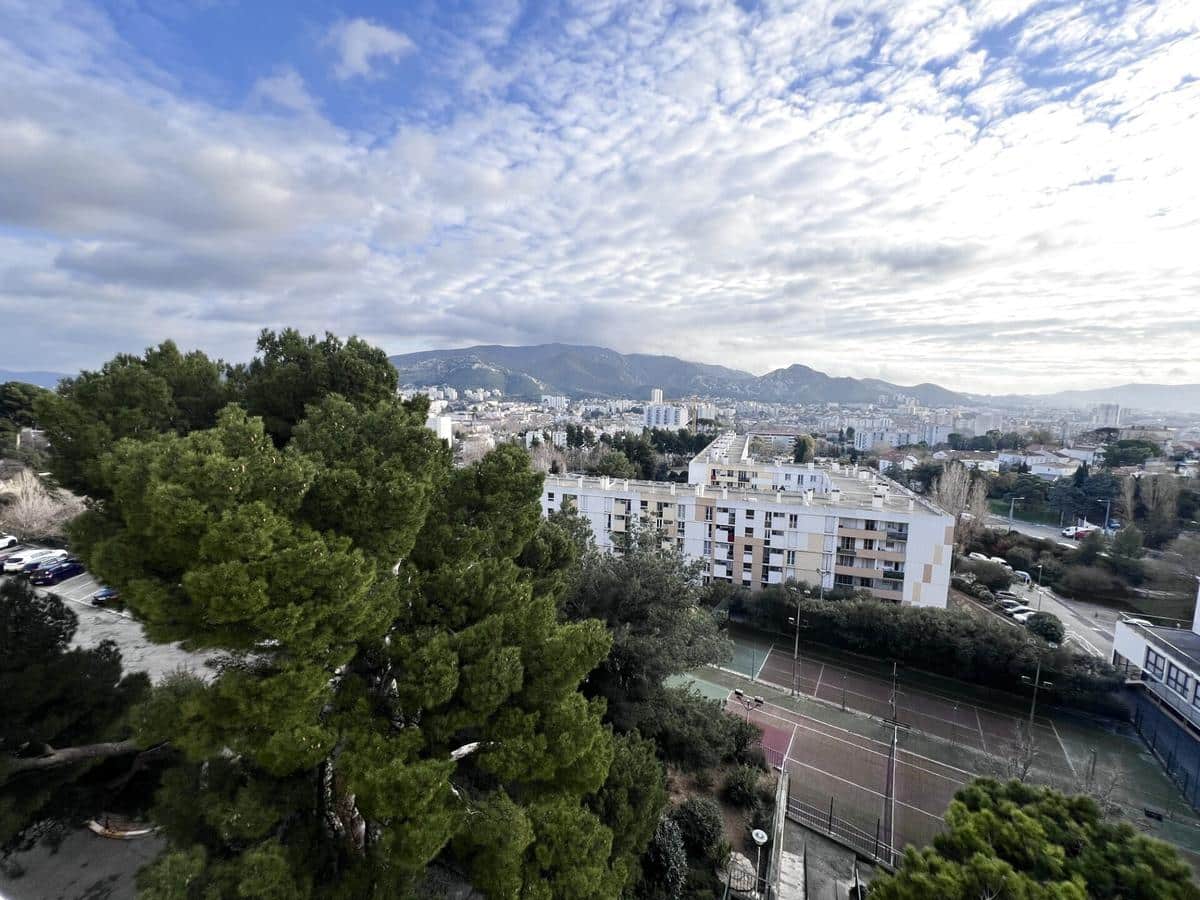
644, 404, 690, 428
650, 388, 664, 404
543, 434, 955, 608
425, 415, 453, 444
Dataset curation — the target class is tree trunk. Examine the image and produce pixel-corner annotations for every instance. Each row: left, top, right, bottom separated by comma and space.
3, 739, 139, 776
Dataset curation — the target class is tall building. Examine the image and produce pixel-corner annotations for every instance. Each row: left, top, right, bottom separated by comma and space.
644, 404, 690, 428
542, 433, 955, 608
1094, 403, 1122, 428
650, 388, 664, 404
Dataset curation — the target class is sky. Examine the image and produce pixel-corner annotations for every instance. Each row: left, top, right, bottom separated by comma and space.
0, 0, 1197, 394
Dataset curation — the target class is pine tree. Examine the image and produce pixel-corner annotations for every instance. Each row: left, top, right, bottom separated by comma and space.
56, 337, 626, 897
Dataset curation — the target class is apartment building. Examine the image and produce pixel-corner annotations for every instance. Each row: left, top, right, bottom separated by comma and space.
644, 404, 690, 428
542, 435, 955, 607
687, 433, 831, 493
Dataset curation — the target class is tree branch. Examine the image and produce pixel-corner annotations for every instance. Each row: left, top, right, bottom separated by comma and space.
3, 739, 139, 776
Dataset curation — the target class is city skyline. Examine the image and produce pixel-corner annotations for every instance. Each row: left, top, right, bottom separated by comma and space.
1, 1, 1197, 393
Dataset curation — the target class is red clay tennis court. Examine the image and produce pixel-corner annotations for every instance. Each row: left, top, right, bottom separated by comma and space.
748, 641, 1071, 766
725, 692, 970, 858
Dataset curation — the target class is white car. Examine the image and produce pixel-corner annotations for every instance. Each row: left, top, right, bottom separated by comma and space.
2, 548, 67, 573
0, 534, 18, 550
1013, 610, 1039, 624
968, 552, 989, 562
1005, 605, 1036, 618
998, 599, 1026, 612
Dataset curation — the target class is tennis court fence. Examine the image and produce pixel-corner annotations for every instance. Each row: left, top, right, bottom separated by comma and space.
784, 793, 897, 870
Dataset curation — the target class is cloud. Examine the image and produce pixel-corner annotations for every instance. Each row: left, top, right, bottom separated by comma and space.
0, 0, 1196, 394
251, 68, 319, 115
327, 18, 415, 80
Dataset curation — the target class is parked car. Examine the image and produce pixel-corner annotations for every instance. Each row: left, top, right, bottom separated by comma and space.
968, 552, 989, 562
30, 558, 85, 585
995, 590, 1021, 601
998, 599, 1026, 612
16, 552, 70, 576
988, 556, 1013, 571
1005, 605, 1036, 618
91, 586, 121, 607
1012, 570, 1032, 585
1012, 610, 1037, 624
0, 533, 18, 549
2, 548, 66, 574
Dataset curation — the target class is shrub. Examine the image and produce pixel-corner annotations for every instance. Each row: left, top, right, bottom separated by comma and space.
961, 560, 1011, 591
637, 687, 748, 772
1026, 612, 1065, 644
1058, 566, 1125, 601
692, 769, 714, 792
643, 816, 687, 900
722, 766, 762, 809
670, 797, 724, 862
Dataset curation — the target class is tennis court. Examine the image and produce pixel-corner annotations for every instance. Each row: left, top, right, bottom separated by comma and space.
725, 690, 969, 858
728, 630, 1072, 769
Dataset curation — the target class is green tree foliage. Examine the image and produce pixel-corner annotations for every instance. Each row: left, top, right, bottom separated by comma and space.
562, 530, 731, 730
669, 797, 724, 864
960, 559, 1011, 591
588, 734, 667, 892
646, 428, 711, 457
34, 341, 230, 495
1, 581, 150, 856
870, 779, 1199, 900
54, 336, 627, 897
0, 381, 53, 451
598, 433, 660, 480
792, 434, 816, 464
631, 687, 759, 772
721, 766, 762, 809
1074, 531, 1106, 566
640, 816, 687, 900
1026, 612, 1065, 644
230, 329, 399, 447
588, 448, 640, 479
1103, 439, 1160, 468
737, 588, 1120, 705
1109, 525, 1145, 581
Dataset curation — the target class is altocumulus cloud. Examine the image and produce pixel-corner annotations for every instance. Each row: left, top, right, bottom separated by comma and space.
0, 0, 1197, 392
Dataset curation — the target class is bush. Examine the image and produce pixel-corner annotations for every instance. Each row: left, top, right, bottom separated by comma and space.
1026, 611, 1065, 644
722, 766, 762, 809
637, 687, 751, 772
642, 816, 687, 900
961, 559, 1011, 591
670, 797, 724, 862
1059, 566, 1125, 601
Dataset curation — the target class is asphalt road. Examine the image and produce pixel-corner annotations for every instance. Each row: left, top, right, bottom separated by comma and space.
1016, 582, 1116, 659
986, 514, 1070, 545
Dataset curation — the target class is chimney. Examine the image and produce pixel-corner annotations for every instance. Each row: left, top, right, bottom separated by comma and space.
775, 491, 782, 503
803, 489, 813, 506
722, 487, 729, 500
829, 487, 841, 504
907, 498, 915, 511
872, 493, 884, 509
670, 483, 676, 496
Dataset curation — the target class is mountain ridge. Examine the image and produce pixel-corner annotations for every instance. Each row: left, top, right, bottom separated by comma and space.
390, 344, 1200, 413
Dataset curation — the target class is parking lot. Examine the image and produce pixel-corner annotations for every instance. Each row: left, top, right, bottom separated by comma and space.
1, 543, 215, 683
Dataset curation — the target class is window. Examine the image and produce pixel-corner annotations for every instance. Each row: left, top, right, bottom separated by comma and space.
1192, 683, 1200, 710
744, 527, 754, 538
1145, 648, 1166, 680
547, 492, 555, 501
746, 509, 755, 519
786, 550, 796, 565
839, 537, 855, 550
704, 506, 713, 521
1167, 663, 1190, 697
864, 520, 877, 531
742, 562, 752, 572
789, 514, 798, 528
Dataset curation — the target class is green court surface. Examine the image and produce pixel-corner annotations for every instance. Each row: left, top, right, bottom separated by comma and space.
704, 633, 1200, 864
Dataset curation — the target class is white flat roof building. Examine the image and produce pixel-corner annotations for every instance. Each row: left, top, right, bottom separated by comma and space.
544, 432, 955, 608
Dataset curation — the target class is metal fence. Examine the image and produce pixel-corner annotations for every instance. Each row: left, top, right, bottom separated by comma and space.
785, 794, 896, 870
1133, 690, 1200, 813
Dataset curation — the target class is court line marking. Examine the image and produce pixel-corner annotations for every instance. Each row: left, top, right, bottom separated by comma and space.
755, 642, 774, 681
786, 756, 949, 824
741, 700, 976, 785
743, 653, 1058, 737
783, 724, 797, 768
813, 662, 826, 696
1049, 720, 1078, 777
889, 725, 899, 851
740, 636, 1060, 728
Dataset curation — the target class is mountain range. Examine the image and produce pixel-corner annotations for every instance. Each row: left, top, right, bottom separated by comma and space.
390, 344, 969, 407
389, 344, 1200, 414
0, 369, 67, 389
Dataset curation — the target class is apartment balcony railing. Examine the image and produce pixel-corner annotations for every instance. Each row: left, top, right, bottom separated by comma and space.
881, 570, 905, 582
886, 529, 908, 542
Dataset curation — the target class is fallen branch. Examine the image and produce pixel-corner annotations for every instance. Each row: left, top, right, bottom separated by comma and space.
3, 739, 139, 776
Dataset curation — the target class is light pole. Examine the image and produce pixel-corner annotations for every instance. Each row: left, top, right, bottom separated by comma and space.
751, 828, 769, 898
733, 689, 764, 723
1094, 498, 1114, 533
1007, 496, 1026, 532
788, 584, 805, 697
1035, 563, 1045, 611
1021, 642, 1057, 734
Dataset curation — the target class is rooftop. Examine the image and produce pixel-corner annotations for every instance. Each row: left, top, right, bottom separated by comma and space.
1126, 620, 1200, 672
544, 471, 950, 518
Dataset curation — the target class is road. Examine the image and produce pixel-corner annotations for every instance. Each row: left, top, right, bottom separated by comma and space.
1015, 581, 1117, 659
986, 514, 1069, 545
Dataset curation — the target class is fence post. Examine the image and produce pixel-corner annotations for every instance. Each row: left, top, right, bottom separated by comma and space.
874, 818, 880, 860
828, 797, 835, 833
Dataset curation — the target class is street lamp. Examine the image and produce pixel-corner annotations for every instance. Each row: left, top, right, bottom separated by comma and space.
789, 570, 829, 697
751, 828, 769, 897
1020, 642, 1057, 734
733, 689, 764, 722
1094, 498, 1114, 533
1007, 496, 1026, 532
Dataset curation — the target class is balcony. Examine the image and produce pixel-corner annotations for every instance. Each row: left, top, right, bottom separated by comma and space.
868, 586, 903, 602
838, 527, 887, 540
886, 529, 908, 542
857, 547, 906, 563
881, 570, 905, 582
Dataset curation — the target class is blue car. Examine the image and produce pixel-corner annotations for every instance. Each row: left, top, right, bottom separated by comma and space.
91, 586, 121, 607
29, 558, 85, 585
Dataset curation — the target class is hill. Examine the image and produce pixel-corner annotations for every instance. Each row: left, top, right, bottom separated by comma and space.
1033, 383, 1200, 415
389, 344, 967, 406
0, 370, 68, 389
